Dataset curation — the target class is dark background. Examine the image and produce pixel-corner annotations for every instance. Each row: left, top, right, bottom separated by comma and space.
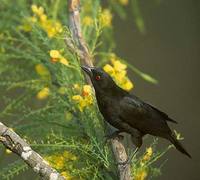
114, 0, 200, 179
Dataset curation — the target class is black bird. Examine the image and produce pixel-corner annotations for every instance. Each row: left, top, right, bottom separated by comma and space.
81, 66, 191, 158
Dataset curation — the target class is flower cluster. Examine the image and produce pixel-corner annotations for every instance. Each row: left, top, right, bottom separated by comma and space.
19, 5, 63, 38
99, 9, 113, 27
141, 147, 153, 163
45, 151, 77, 179
103, 54, 134, 91
134, 147, 153, 180
72, 84, 93, 112
49, 50, 69, 66
35, 64, 51, 100
31, 4, 63, 37
36, 87, 50, 100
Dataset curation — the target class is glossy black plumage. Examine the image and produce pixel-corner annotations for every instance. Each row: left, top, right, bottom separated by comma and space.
81, 66, 191, 158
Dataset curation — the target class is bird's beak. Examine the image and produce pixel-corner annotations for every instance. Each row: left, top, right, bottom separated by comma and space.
81, 66, 93, 77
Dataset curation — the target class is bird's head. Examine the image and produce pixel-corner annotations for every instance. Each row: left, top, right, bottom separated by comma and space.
81, 66, 116, 91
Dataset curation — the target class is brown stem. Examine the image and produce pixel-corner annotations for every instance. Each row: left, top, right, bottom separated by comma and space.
65, 1, 131, 179
0, 122, 65, 180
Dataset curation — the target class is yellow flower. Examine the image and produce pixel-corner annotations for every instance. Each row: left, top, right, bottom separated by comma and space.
103, 64, 114, 74
49, 50, 69, 66
50, 50, 60, 59
59, 57, 69, 66
142, 147, 153, 162
30, 4, 63, 37
122, 80, 133, 91
103, 55, 134, 91
82, 85, 92, 96
72, 85, 93, 111
112, 60, 127, 72
6, 149, 12, 154
63, 151, 78, 161
40, 14, 47, 23
73, 83, 80, 90
82, 16, 93, 26
118, 0, 129, 6
46, 151, 77, 174
36, 87, 50, 100
135, 169, 148, 180
35, 64, 50, 77
31, 4, 44, 16
72, 95, 83, 101
61, 171, 73, 179
99, 9, 113, 27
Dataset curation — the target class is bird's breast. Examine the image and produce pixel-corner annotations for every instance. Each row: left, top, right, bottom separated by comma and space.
96, 95, 119, 121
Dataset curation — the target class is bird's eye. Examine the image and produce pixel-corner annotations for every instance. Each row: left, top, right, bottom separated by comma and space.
95, 75, 101, 81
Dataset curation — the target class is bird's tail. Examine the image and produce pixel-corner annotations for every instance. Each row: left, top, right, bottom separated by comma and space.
169, 133, 191, 158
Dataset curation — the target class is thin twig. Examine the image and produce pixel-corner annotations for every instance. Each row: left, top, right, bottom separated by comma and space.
0, 122, 65, 180
65, 1, 131, 179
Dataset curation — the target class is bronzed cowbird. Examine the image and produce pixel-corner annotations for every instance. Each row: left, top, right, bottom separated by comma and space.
81, 66, 191, 158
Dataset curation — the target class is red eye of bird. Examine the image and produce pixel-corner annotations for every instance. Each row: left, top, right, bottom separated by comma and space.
95, 75, 101, 81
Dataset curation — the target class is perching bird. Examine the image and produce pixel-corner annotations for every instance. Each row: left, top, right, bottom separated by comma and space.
81, 66, 191, 158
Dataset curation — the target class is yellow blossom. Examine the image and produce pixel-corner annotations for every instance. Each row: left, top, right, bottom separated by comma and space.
112, 60, 127, 72
59, 57, 69, 66
63, 151, 78, 161
99, 9, 113, 27
103, 64, 114, 74
61, 171, 73, 179
40, 14, 47, 22
142, 147, 153, 162
82, 16, 93, 26
49, 50, 69, 66
36, 87, 50, 100
118, 0, 129, 6
31, 4, 44, 16
82, 85, 92, 96
72, 95, 83, 101
30, 4, 63, 37
73, 83, 80, 90
50, 50, 60, 59
72, 85, 93, 111
45, 151, 77, 174
135, 169, 148, 180
6, 149, 12, 154
35, 64, 50, 77
123, 80, 133, 91
103, 55, 134, 91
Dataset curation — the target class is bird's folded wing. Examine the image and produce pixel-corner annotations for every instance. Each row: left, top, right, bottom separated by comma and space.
119, 96, 150, 121
119, 96, 162, 132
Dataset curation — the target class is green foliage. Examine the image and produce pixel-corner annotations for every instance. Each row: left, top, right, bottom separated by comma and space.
0, 160, 28, 180
0, 0, 168, 179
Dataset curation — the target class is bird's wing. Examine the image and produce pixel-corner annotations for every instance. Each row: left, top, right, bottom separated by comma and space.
146, 103, 177, 123
119, 96, 170, 135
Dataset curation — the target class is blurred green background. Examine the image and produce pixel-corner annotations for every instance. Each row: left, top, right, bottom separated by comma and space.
114, 0, 199, 179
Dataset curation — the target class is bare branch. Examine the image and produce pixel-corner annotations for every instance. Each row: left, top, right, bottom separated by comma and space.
0, 122, 65, 180
66, 1, 131, 179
